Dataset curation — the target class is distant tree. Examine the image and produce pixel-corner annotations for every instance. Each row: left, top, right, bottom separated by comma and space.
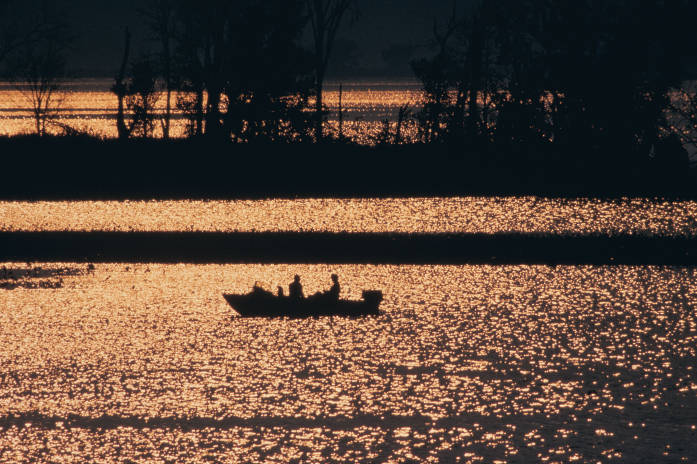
172, 1, 207, 137
305, 0, 358, 142
414, 0, 697, 181
670, 83, 697, 148
110, 31, 160, 139
171, 0, 312, 142
17, 37, 66, 135
140, 0, 177, 139
177, 0, 232, 139
111, 28, 132, 140
411, 2, 458, 143
220, 0, 313, 142
10, 1, 71, 136
125, 57, 160, 138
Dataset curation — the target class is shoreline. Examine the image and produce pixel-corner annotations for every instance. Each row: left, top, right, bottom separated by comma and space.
1, 136, 695, 200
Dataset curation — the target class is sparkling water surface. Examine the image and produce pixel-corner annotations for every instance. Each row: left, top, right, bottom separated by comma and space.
0, 80, 421, 143
1, 263, 696, 463
2, 197, 697, 236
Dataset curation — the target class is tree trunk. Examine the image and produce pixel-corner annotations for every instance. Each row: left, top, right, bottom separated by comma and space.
206, 87, 222, 138
468, 22, 482, 142
114, 29, 131, 140
338, 83, 343, 139
315, 75, 324, 142
162, 33, 171, 140
195, 88, 204, 137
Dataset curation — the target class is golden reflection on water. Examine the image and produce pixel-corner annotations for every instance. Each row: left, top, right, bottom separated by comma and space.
1, 263, 696, 462
0, 81, 421, 144
2, 197, 697, 235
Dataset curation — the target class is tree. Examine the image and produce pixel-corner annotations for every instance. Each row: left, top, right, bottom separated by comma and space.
111, 28, 132, 140
413, 0, 697, 178
125, 57, 160, 138
18, 38, 66, 135
305, 0, 358, 142
140, 0, 177, 139
220, 0, 313, 142
10, 1, 71, 136
411, 1, 501, 145
171, 0, 312, 141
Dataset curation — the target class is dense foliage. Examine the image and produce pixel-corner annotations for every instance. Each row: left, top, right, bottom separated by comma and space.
412, 0, 697, 179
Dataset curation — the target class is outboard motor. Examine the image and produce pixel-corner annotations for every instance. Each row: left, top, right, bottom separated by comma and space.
362, 290, 383, 308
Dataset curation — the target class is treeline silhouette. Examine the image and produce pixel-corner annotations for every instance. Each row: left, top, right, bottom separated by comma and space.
1, 0, 697, 197
411, 0, 697, 176
110, 0, 356, 143
0, 135, 694, 199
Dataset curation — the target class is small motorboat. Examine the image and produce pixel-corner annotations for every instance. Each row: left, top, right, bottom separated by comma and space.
223, 286, 383, 318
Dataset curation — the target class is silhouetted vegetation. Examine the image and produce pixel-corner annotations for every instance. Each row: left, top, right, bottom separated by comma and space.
1, 0, 72, 135
112, 28, 132, 140
411, 0, 697, 182
1, 134, 696, 199
1, 0, 697, 195
306, 0, 359, 141
114, 0, 315, 142
140, 0, 176, 139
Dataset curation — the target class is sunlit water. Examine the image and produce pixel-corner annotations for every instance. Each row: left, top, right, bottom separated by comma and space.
2, 196, 696, 462
0, 80, 422, 144
1, 263, 696, 462
2, 197, 697, 235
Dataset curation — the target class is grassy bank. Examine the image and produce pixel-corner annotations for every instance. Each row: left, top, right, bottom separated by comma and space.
0, 135, 695, 199
2, 231, 696, 265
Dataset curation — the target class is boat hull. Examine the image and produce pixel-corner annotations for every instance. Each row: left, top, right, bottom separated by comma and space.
224, 291, 381, 318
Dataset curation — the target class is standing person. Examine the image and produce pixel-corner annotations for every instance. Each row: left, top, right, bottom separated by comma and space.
328, 274, 340, 301
289, 275, 304, 300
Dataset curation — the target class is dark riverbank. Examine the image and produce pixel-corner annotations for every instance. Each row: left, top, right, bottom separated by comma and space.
2, 231, 696, 265
1, 135, 694, 199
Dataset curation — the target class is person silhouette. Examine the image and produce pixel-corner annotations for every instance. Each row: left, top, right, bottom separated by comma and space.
328, 274, 340, 301
289, 275, 304, 300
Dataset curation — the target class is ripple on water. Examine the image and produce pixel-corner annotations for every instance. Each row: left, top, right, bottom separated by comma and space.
2, 197, 697, 236
1, 263, 696, 462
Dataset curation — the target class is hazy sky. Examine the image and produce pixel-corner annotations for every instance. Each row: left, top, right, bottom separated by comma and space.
64, 1, 462, 77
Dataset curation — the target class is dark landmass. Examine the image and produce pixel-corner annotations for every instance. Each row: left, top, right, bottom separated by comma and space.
0, 136, 694, 200
2, 231, 696, 265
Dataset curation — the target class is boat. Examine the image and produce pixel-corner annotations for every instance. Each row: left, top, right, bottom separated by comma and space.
223, 286, 383, 318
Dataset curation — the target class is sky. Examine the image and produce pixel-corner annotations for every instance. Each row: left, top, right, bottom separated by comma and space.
63, 0, 463, 77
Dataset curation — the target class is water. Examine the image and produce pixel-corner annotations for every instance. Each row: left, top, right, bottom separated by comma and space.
1, 263, 696, 462
2, 197, 697, 235
1, 197, 697, 462
0, 80, 422, 144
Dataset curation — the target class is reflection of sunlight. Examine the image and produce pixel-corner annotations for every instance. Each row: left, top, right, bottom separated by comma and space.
1, 197, 697, 236
0, 263, 696, 462
0, 80, 425, 144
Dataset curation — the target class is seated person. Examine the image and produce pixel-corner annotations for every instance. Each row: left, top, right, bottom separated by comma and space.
327, 274, 340, 301
289, 275, 304, 300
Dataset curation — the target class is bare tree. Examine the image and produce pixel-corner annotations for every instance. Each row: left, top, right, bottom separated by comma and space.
18, 40, 65, 135
306, 0, 358, 142
11, 2, 71, 136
